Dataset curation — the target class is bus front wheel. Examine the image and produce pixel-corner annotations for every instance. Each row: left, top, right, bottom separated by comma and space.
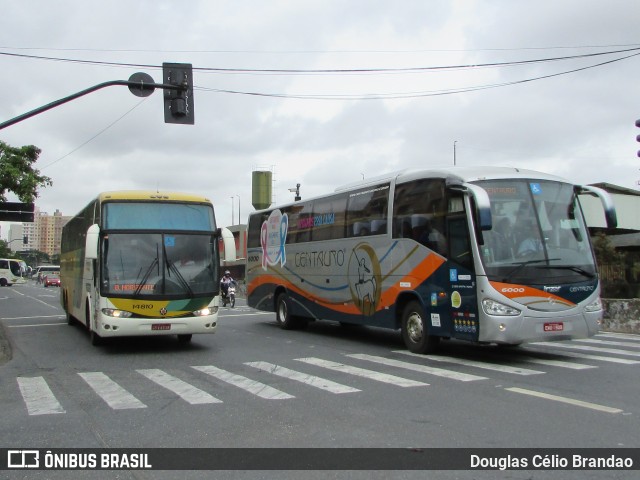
276, 293, 306, 330
401, 301, 439, 354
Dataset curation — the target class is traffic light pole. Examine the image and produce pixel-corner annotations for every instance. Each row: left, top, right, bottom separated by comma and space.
0, 65, 193, 130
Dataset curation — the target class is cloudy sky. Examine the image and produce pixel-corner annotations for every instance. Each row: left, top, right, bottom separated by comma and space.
1, 0, 639, 238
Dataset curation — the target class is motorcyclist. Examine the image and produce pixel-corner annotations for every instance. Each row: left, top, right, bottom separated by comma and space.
220, 270, 237, 300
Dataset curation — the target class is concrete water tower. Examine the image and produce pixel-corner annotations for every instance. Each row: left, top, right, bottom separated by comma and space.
252, 169, 273, 210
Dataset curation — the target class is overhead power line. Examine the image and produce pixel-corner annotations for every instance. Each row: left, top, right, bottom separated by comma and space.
197, 50, 640, 100
1, 46, 639, 76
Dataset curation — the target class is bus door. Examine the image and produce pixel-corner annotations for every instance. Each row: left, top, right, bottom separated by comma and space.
445, 214, 479, 342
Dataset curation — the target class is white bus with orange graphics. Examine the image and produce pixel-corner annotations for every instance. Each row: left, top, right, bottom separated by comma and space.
246, 167, 617, 353
60, 191, 235, 345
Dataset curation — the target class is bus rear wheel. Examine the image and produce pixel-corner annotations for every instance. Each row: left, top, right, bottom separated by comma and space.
401, 300, 439, 354
276, 293, 306, 330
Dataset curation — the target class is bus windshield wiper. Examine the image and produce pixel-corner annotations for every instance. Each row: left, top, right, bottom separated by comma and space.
163, 243, 194, 297
501, 258, 561, 283
540, 265, 596, 278
134, 245, 159, 296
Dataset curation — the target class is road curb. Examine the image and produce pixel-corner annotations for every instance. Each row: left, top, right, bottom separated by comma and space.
0, 322, 12, 365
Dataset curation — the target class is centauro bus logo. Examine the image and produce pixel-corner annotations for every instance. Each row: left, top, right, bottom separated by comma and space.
348, 243, 381, 316
260, 209, 288, 270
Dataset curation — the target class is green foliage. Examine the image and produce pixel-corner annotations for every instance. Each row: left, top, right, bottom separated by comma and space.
0, 140, 52, 203
592, 232, 625, 264
0, 239, 13, 258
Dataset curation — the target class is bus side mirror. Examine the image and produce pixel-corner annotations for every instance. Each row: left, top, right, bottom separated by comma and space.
448, 182, 493, 231
85, 224, 100, 260
578, 185, 617, 229
219, 227, 237, 262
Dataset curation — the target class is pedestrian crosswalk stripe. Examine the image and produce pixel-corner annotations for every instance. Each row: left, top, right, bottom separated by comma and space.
245, 361, 360, 394
517, 356, 595, 370
394, 351, 545, 375
294, 357, 428, 387
137, 369, 222, 404
346, 354, 487, 381
523, 349, 640, 365
596, 333, 640, 342
192, 365, 294, 399
78, 372, 147, 410
574, 338, 640, 349
17, 377, 65, 415
505, 387, 623, 414
530, 342, 640, 358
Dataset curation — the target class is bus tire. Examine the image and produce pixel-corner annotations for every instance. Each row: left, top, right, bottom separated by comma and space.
177, 334, 192, 343
276, 293, 305, 330
401, 300, 439, 354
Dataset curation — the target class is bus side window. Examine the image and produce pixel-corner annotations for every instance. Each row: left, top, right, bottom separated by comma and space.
393, 179, 447, 255
346, 183, 389, 238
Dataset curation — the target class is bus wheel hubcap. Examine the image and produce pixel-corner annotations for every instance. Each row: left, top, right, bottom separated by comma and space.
407, 313, 424, 343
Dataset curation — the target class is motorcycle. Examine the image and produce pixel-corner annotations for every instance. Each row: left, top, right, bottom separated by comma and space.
222, 285, 236, 308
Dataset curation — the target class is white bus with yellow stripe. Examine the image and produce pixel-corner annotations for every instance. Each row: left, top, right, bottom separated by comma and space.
60, 191, 235, 345
247, 167, 617, 354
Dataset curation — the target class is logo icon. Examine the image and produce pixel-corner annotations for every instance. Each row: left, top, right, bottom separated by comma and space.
8, 450, 39, 469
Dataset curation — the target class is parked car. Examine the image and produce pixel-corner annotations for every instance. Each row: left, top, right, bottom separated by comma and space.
44, 273, 61, 287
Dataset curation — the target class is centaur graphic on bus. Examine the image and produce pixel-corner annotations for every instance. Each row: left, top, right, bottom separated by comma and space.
247, 167, 617, 354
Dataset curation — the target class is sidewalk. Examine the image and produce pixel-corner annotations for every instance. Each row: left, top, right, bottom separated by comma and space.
0, 322, 10, 366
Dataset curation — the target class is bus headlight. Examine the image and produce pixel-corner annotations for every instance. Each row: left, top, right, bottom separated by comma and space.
193, 306, 217, 316
101, 308, 133, 318
584, 297, 603, 312
482, 298, 521, 316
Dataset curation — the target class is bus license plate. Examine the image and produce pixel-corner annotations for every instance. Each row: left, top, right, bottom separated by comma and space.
151, 324, 171, 331
544, 322, 564, 332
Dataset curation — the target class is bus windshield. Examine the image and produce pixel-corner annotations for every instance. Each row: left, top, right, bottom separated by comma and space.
475, 179, 596, 285
101, 233, 218, 298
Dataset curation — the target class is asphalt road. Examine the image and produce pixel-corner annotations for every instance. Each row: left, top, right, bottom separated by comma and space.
1, 281, 640, 479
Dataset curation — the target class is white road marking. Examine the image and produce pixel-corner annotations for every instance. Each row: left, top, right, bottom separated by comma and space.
524, 348, 640, 365
137, 369, 222, 404
505, 387, 623, 414
78, 372, 147, 410
8, 322, 66, 328
17, 377, 65, 415
245, 361, 360, 394
347, 354, 486, 381
394, 351, 545, 376
295, 357, 428, 387
518, 356, 596, 370
530, 342, 640, 357
192, 365, 294, 399
574, 338, 640, 349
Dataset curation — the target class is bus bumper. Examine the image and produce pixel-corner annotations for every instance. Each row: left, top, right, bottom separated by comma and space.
94, 313, 218, 338
478, 310, 601, 345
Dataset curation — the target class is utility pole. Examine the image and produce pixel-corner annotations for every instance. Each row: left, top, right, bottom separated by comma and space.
453, 141, 457, 166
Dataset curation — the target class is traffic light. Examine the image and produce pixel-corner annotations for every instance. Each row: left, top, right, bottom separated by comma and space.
163, 63, 194, 125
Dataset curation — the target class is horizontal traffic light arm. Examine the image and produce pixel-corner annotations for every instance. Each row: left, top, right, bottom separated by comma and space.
0, 76, 185, 131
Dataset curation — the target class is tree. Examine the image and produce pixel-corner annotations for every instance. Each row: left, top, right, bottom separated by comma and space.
0, 239, 13, 258
0, 140, 52, 203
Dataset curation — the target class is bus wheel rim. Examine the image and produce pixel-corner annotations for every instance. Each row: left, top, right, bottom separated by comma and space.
407, 313, 424, 343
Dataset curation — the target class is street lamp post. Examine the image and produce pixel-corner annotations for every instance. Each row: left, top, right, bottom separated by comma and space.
236, 195, 241, 225
230, 196, 235, 226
